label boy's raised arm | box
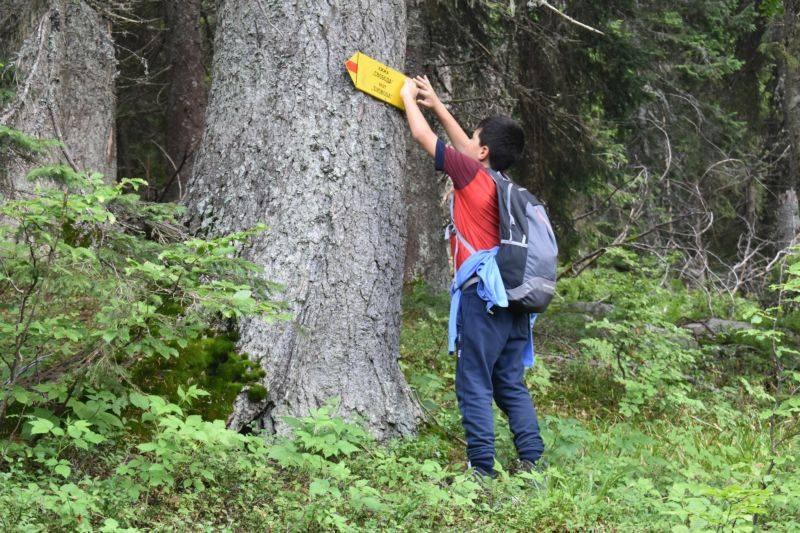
[400,78,438,157]
[413,76,470,153]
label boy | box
[400,76,545,478]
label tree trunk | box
[185,0,422,438]
[402,0,451,289]
[730,0,767,127]
[766,0,800,250]
[783,0,800,187]
[401,0,519,289]
[162,0,208,202]
[0,0,117,195]
[775,189,800,248]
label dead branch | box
[46,102,79,172]
[573,169,644,222]
[564,212,702,277]
[531,0,605,35]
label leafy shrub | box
[0,162,283,435]
[558,252,704,416]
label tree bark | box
[775,188,800,248]
[185,0,422,438]
[0,0,117,194]
[162,0,208,202]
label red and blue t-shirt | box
[434,139,500,270]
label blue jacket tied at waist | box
[448,247,537,368]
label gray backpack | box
[449,169,558,313]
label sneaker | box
[514,458,548,491]
[467,465,497,489]
[473,465,497,479]
[517,458,548,474]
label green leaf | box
[309,478,331,497]
[29,418,54,435]
[13,388,33,405]
[100,518,121,532]
[54,463,71,478]
[129,393,150,410]
[137,442,158,453]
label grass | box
[1,277,798,531]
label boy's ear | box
[478,144,490,162]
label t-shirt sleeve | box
[434,138,482,190]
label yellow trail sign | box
[345,52,407,110]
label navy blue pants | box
[455,284,544,474]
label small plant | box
[0,60,16,107]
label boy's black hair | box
[476,115,525,171]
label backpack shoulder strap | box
[488,169,543,207]
[448,192,476,256]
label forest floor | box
[389,274,800,531]
[2,263,799,531]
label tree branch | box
[532,1,605,35]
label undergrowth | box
[0,132,798,530]
[3,260,797,531]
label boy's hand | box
[400,78,419,101]
[413,75,441,110]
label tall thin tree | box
[772,0,800,248]
[162,0,208,201]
